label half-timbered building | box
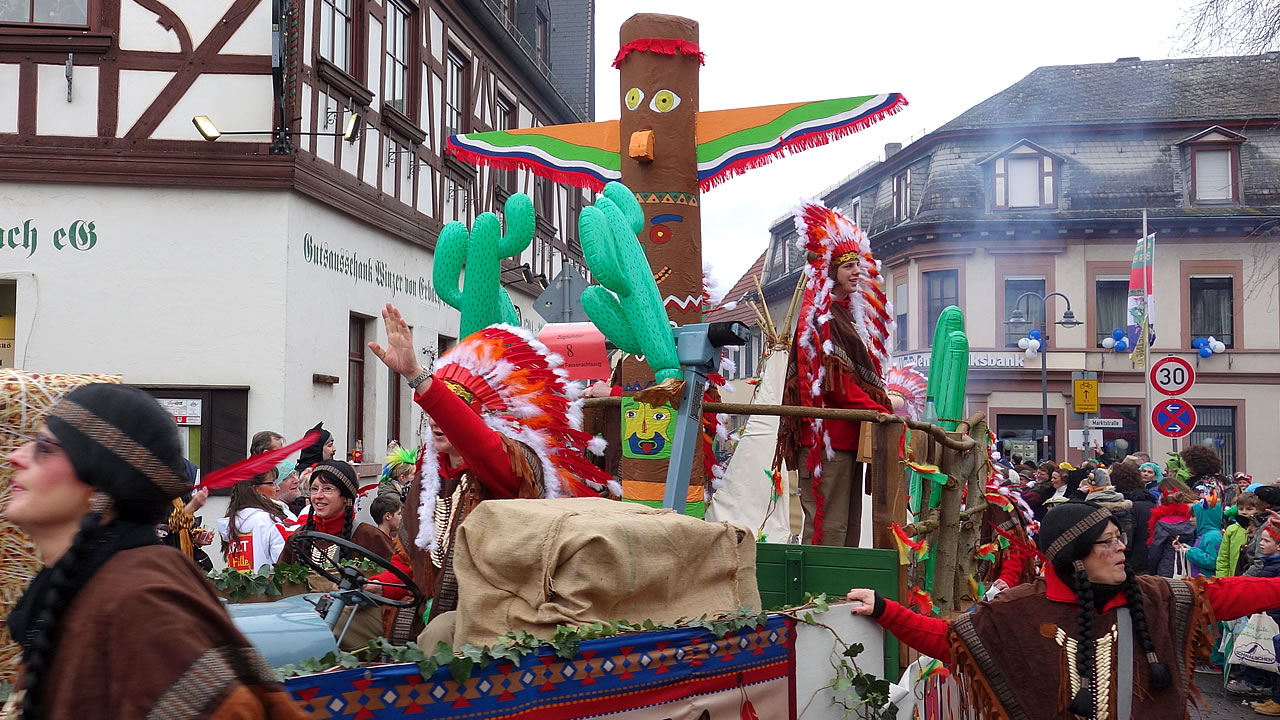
[0,0,595,470]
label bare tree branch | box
[1178,0,1280,55]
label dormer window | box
[1178,127,1245,205]
[982,140,1063,210]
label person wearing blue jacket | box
[1178,498,1223,576]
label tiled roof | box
[939,53,1280,131]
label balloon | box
[1192,337,1206,349]
[1027,339,1040,352]
[1028,328,1042,340]
[1025,347,1038,359]
[1112,328,1125,341]
[1199,346,1213,358]
[1018,338,1030,349]
[1115,338,1128,352]
[1212,341,1226,354]
[1115,438,1129,451]
[1102,337,1115,349]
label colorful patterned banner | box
[285,617,794,720]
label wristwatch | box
[407,367,432,389]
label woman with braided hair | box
[2,384,306,719]
[848,500,1280,718]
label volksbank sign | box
[893,351,1026,369]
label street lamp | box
[191,112,362,154]
[1006,291,1081,462]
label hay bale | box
[0,371,120,684]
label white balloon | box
[1115,438,1129,451]
[1025,347,1039,359]
[1101,337,1115,349]
[1028,339,1041,352]
[1212,341,1226,354]
[1018,338,1030,350]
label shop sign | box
[301,232,445,307]
[0,219,99,257]
[0,337,13,368]
[157,398,202,425]
[893,351,1026,370]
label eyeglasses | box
[1093,532,1128,551]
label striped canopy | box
[447,93,907,193]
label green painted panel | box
[756,544,900,676]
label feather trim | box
[612,38,705,68]
[196,431,321,491]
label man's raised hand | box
[368,303,422,379]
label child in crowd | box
[1221,492,1262,577]
[356,492,402,562]
[1249,524,1280,716]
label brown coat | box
[17,545,306,720]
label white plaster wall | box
[0,183,290,431]
[964,249,995,348]
[116,70,176,138]
[283,194,459,455]
[169,0,238,49]
[119,0,183,52]
[151,74,273,141]
[0,63,18,134]
[221,0,271,55]
[37,64,98,136]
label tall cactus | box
[579,182,681,382]
[434,192,535,338]
[926,306,969,431]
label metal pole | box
[1041,307,1049,463]
[1143,209,1152,458]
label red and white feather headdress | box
[414,325,612,551]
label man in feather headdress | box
[365,303,612,645]
[775,201,894,546]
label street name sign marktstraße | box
[1152,398,1197,439]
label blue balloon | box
[1111,328,1125,341]
[1028,328,1042,340]
[1199,346,1213,358]
[1115,339,1128,352]
[1192,337,1206,349]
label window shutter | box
[994,157,1007,209]
[1195,149,1233,201]
[1040,156,1055,208]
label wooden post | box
[870,422,908,552]
[931,433,965,613]
[953,422,987,607]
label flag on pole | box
[1127,233,1155,369]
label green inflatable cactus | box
[579,182,681,382]
[434,192,535,338]
[925,306,969,432]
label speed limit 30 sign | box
[1150,356,1195,396]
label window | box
[1189,406,1236,474]
[996,413,1056,464]
[386,363,403,444]
[535,9,549,65]
[445,174,471,222]
[893,169,911,222]
[1098,405,1140,461]
[0,0,88,25]
[894,282,908,352]
[384,2,412,115]
[994,153,1056,209]
[845,197,861,226]
[494,97,516,190]
[0,281,15,369]
[347,315,367,457]
[1192,148,1235,203]
[445,50,469,138]
[1094,276,1128,347]
[1004,277,1045,347]
[319,0,355,74]
[1189,276,1233,347]
[765,232,804,282]
[499,0,515,22]
[924,269,957,345]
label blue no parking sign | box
[1152,398,1197,439]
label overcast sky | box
[591,0,1202,299]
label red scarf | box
[295,510,346,535]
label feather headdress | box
[414,324,612,551]
[885,364,928,421]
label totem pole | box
[445,12,907,513]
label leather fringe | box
[948,633,1015,720]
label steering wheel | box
[289,530,420,609]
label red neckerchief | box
[1044,564,1127,613]
[296,511,345,535]
[439,454,468,481]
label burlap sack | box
[451,497,760,647]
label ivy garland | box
[274,593,898,719]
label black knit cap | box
[1038,500,1114,569]
[44,384,186,524]
[297,422,331,467]
[310,459,358,499]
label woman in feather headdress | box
[775,200,893,546]
[364,303,612,647]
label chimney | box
[884,142,902,158]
